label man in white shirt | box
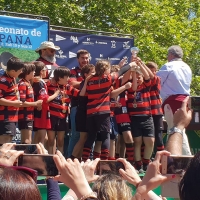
[157,45,192,155]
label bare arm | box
[110,82,132,98]
[165,96,192,155]
[47,90,60,103]
[0,98,22,107]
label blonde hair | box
[111,65,120,73]
[92,174,132,200]
[95,60,111,77]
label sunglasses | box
[0,165,38,182]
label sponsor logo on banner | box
[82,37,94,45]
[69,51,77,58]
[100,54,103,58]
[56,50,67,59]
[95,40,107,45]
[70,36,79,44]
[111,40,116,48]
[56,34,66,41]
[123,41,131,49]
[50,38,53,41]
[108,57,120,61]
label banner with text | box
[0,15,48,50]
[50,30,134,69]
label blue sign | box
[0,15,48,50]
[50,30,134,69]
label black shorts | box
[130,116,154,138]
[0,122,16,136]
[76,109,87,132]
[87,113,110,134]
[18,121,33,130]
[48,116,68,132]
[152,115,164,131]
[117,122,131,135]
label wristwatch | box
[167,126,183,135]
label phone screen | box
[96,161,125,176]
[166,156,193,174]
[189,96,200,111]
[18,154,58,176]
[14,144,37,154]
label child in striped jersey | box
[32,61,60,145]
[125,61,155,171]
[82,60,135,161]
[47,67,80,154]
[18,62,43,144]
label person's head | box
[35,41,60,64]
[136,72,144,85]
[95,60,111,77]
[77,49,90,68]
[179,151,200,200]
[81,64,95,79]
[0,166,41,200]
[146,61,158,75]
[18,62,36,80]
[54,66,70,85]
[167,45,183,62]
[6,56,24,78]
[33,61,47,78]
[92,174,132,200]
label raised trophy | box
[131,46,139,57]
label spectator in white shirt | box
[157,45,192,155]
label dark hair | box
[7,56,24,71]
[53,66,70,82]
[179,152,200,200]
[145,61,158,70]
[95,60,111,77]
[0,167,41,200]
[77,49,89,58]
[81,64,95,78]
[18,62,36,79]
[33,61,45,76]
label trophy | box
[131,47,139,58]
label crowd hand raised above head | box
[117,158,142,187]
[136,151,174,196]
[0,143,24,166]
[53,151,93,199]
[81,158,100,183]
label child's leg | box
[57,131,65,154]
[19,121,33,144]
[142,116,155,171]
[21,129,32,144]
[47,130,56,154]
[33,129,47,144]
[71,132,88,159]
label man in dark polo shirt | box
[67,49,90,157]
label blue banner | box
[0,15,48,50]
[50,30,134,69]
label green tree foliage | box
[0,0,200,94]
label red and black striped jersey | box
[0,73,18,122]
[150,76,163,115]
[47,82,80,119]
[32,79,51,129]
[114,78,131,123]
[18,79,34,121]
[69,66,84,107]
[127,79,152,116]
[86,74,117,117]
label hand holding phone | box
[18,154,58,176]
[161,154,193,198]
